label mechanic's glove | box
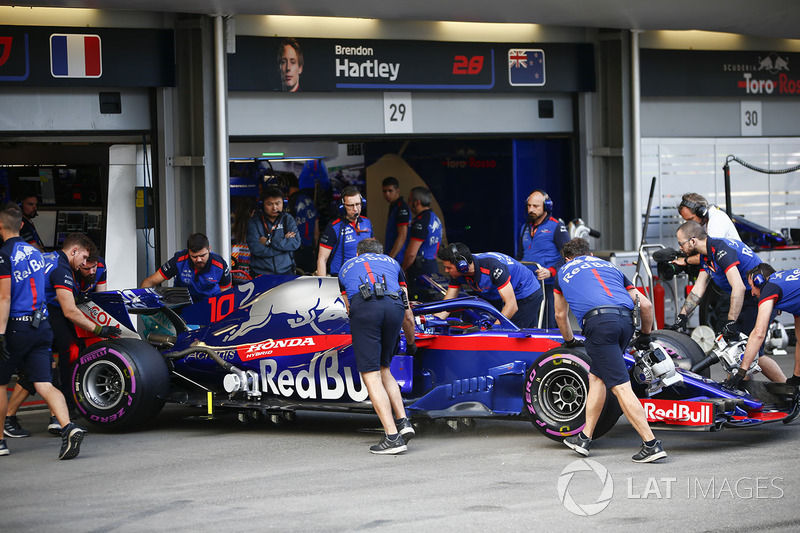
[720,320,740,342]
[665,313,688,331]
[723,367,747,390]
[562,338,584,349]
[406,341,417,356]
[633,333,653,351]
[0,334,9,363]
[94,325,122,338]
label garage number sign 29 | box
[384,92,413,133]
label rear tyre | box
[73,339,169,431]
[524,347,622,442]
[651,329,709,377]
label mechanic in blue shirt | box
[338,238,415,454]
[142,233,232,303]
[732,263,800,388]
[0,204,86,459]
[437,243,542,328]
[381,177,411,261]
[317,186,373,276]
[286,174,319,274]
[78,254,107,294]
[401,187,442,300]
[246,186,301,276]
[517,190,570,328]
[19,193,45,251]
[667,221,785,383]
[554,237,666,463]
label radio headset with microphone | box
[751,271,767,289]
[451,243,469,274]
[339,187,366,216]
[678,199,708,219]
[529,190,553,213]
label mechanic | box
[401,187,442,300]
[246,186,301,276]
[19,193,45,251]
[0,204,86,459]
[666,221,786,383]
[4,249,108,437]
[381,177,411,261]
[437,242,542,328]
[517,190,570,328]
[317,186,373,277]
[555,237,666,463]
[141,233,232,302]
[285,173,319,274]
[674,192,741,267]
[338,238,416,454]
[730,264,800,388]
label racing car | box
[69,275,800,440]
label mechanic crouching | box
[339,238,416,454]
[555,238,667,463]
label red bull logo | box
[641,399,713,426]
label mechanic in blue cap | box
[517,190,570,328]
[555,237,666,463]
[731,263,800,388]
[666,220,786,383]
[142,233,232,303]
[339,238,415,454]
[401,187,442,301]
[317,186,373,277]
[246,186,301,276]
[0,203,86,459]
[437,242,542,328]
[381,177,411,262]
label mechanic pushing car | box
[317,186,374,277]
[437,242,542,328]
[338,238,416,454]
[555,237,667,463]
[517,189,570,328]
[0,204,86,459]
[734,264,800,388]
[141,233,232,302]
[666,221,786,384]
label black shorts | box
[0,320,54,386]
[348,296,406,373]
[582,313,633,388]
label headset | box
[678,198,708,219]
[450,243,470,274]
[530,189,553,213]
[751,270,767,289]
[339,187,366,215]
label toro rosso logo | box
[641,399,713,426]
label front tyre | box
[651,329,709,377]
[524,347,622,442]
[72,339,169,430]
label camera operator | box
[667,221,786,384]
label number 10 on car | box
[384,92,413,134]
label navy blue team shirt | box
[701,237,761,292]
[385,197,411,261]
[158,250,232,302]
[518,216,570,280]
[554,255,634,327]
[0,237,49,317]
[338,252,407,300]
[319,216,374,275]
[43,250,78,308]
[758,269,800,315]
[448,252,540,302]
[407,209,442,260]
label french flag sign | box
[50,34,102,78]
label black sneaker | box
[396,418,415,443]
[0,439,8,456]
[4,416,31,438]
[786,375,800,387]
[47,416,62,436]
[632,440,667,463]
[564,433,592,457]
[369,434,407,455]
[59,423,86,460]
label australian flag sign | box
[508,49,545,87]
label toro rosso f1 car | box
[70,276,800,439]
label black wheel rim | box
[83,360,125,410]
[539,367,587,422]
